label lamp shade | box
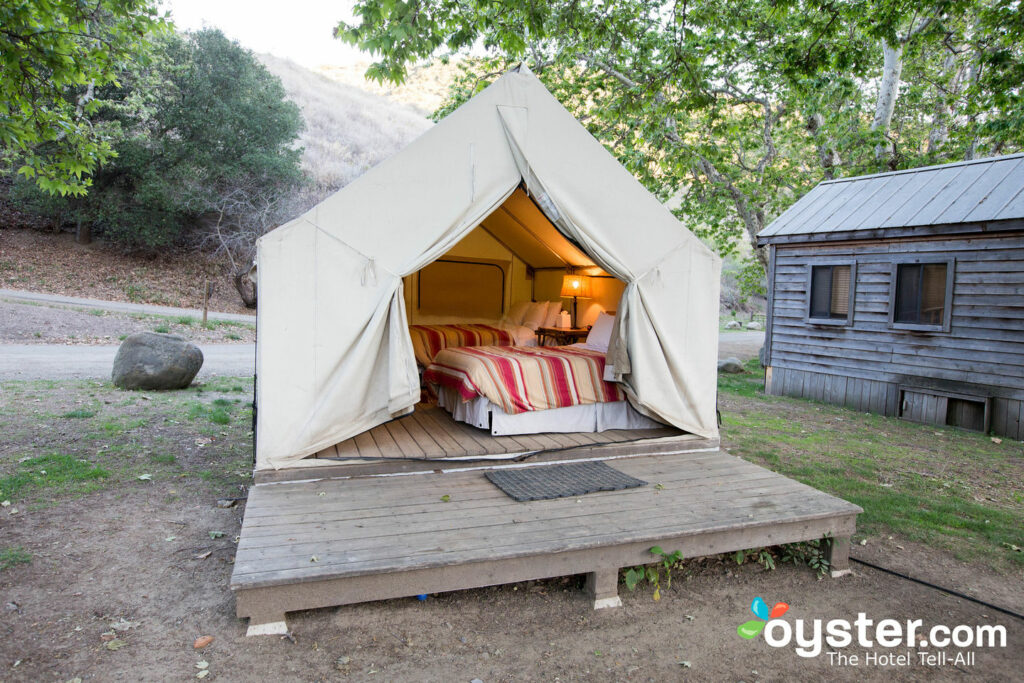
[560,274,592,298]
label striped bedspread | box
[409,324,516,366]
[423,345,624,415]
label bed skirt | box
[436,386,666,436]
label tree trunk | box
[872,39,904,159]
[75,218,92,245]
[234,271,257,308]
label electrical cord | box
[850,555,1024,622]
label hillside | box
[316,60,460,116]
[258,54,433,191]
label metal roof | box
[758,153,1024,243]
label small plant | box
[176,316,195,326]
[732,547,777,571]
[89,309,105,317]
[118,334,128,341]
[225,332,241,340]
[61,408,97,419]
[202,321,217,331]
[779,537,832,577]
[0,546,32,571]
[33,331,41,338]
[623,546,684,601]
[153,325,170,334]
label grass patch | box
[0,454,111,502]
[61,408,96,419]
[176,316,195,326]
[718,367,1024,569]
[187,400,233,426]
[225,333,241,340]
[0,546,31,571]
[153,325,170,334]
[150,453,176,465]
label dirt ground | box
[0,300,254,346]
[1,379,1022,681]
[2,483,1022,682]
[0,228,252,315]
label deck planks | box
[314,404,684,463]
[232,450,861,592]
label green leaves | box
[0,0,168,196]
[338,0,1023,272]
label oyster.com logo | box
[737,596,789,639]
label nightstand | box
[536,327,590,346]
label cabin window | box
[806,263,855,325]
[889,260,954,332]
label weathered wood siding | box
[765,231,1024,440]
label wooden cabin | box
[758,153,1024,440]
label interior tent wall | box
[255,66,720,471]
[577,278,626,326]
[404,227,539,322]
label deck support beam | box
[828,535,852,578]
[585,568,622,609]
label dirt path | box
[0,288,255,323]
[0,343,254,380]
[0,300,254,346]
[719,330,764,360]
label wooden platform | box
[232,449,862,633]
[255,404,705,482]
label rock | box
[724,320,742,330]
[112,333,202,390]
[758,344,767,368]
[193,635,214,649]
[745,321,763,330]
[717,357,745,374]
[215,498,237,509]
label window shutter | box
[830,266,850,316]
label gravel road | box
[0,343,255,381]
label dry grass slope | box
[316,60,461,115]
[258,54,433,191]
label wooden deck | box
[232,449,861,633]
[255,404,704,482]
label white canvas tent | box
[255,66,721,471]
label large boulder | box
[112,332,203,390]
[724,320,742,330]
[745,320,763,330]
[717,357,745,374]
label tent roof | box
[478,187,602,271]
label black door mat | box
[485,461,647,502]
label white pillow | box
[521,301,549,330]
[542,301,563,328]
[586,312,615,352]
[503,301,532,326]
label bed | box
[422,328,666,436]
[408,300,562,366]
[409,322,535,366]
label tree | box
[337,0,1022,272]
[10,29,305,306]
[0,0,166,196]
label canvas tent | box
[255,65,721,471]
